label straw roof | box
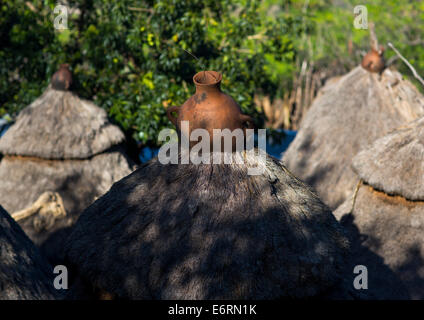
[65,151,351,299]
[334,117,424,299]
[0,79,134,262]
[335,185,424,299]
[352,116,424,201]
[0,205,59,299]
[283,66,424,209]
[0,85,125,160]
[0,148,133,262]
[0,149,132,214]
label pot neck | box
[195,82,221,95]
[193,71,222,95]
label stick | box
[369,22,378,51]
[350,179,362,213]
[180,48,208,73]
[25,1,37,12]
[12,206,38,222]
[387,42,424,87]
[128,7,153,13]
[12,192,66,222]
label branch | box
[128,7,154,13]
[12,192,66,222]
[247,30,267,40]
[25,1,37,12]
[407,38,424,46]
[369,22,378,51]
[387,42,424,88]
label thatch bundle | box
[65,151,352,299]
[0,205,59,300]
[0,84,134,261]
[335,116,424,299]
[283,66,424,209]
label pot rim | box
[193,71,222,86]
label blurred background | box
[1,0,423,157]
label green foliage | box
[275,0,424,79]
[0,0,298,146]
[2,0,423,146]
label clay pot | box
[361,46,385,73]
[166,71,254,150]
[51,64,72,91]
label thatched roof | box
[0,85,125,159]
[65,151,351,299]
[0,205,60,299]
[283,66,424,209]
[333,115,424,299]
[0,79,134,263]
[352,116,424,201]
[335,185,424,299]
[0,148,133,263]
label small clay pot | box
[51,64,72,91]
[167,71,254,150]
[361,46,385,73]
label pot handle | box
[166,106,180,127]
[240,114,254,129]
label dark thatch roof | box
[334,115,424,299]
[65,151,351,299]
[352,116,424,201]
[0,205,60,300]
[0,83,134,263]
[0,85,125,160]
[335,185,424,299]
[283,66,424,209]
[0,148,133,263]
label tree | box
[0,0,298,146]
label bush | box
[0,0,299,146]
[3,1,423,145]
[281,0,424,81]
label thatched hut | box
[283,66,424,209]
[0,205,59,300]
[0,72,134,261]
[335,116,424,299]
[64,151,353,299]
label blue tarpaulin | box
[0,119,10,138]
[266,129,297,159]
